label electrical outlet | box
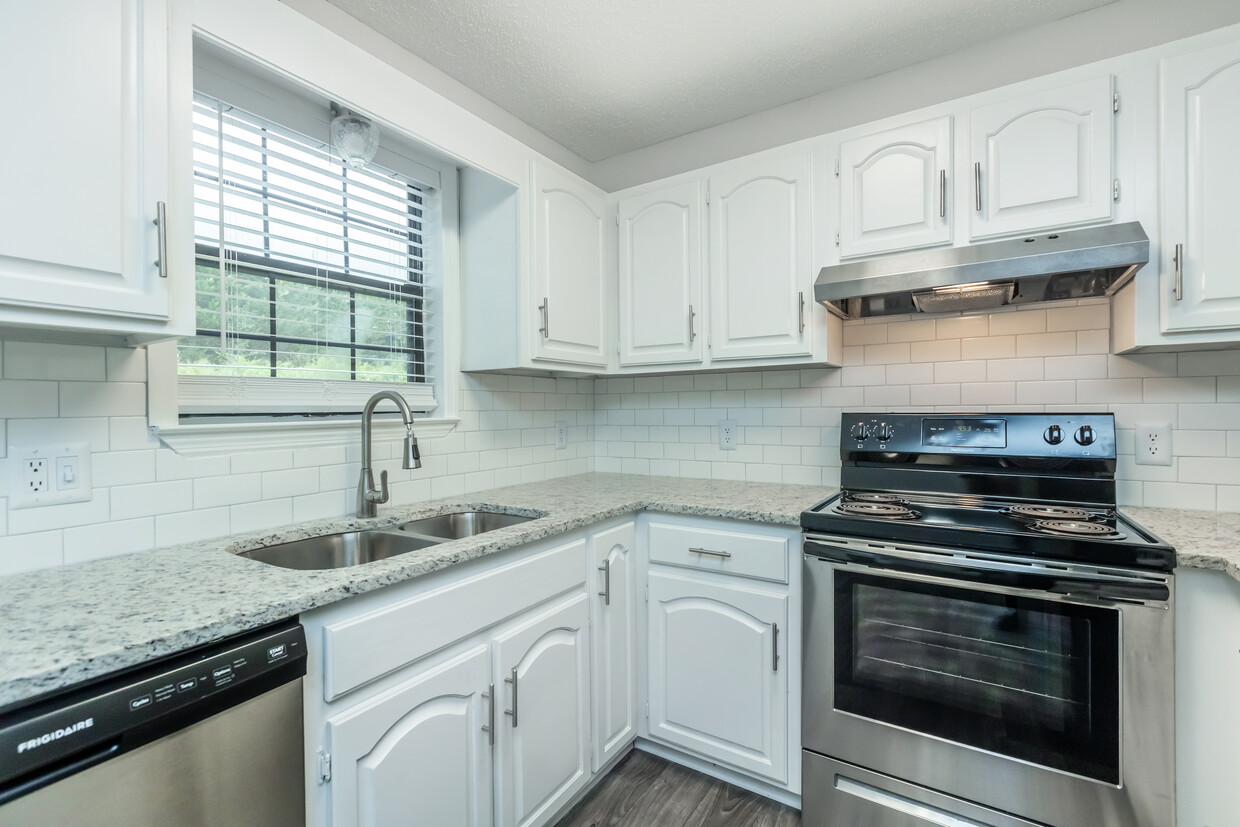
[719,419,738,451]
[555,420,568,451]
[1135,423,1173,466]
[24,458,49,493]
[8,443,93,509]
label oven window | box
[834,572,1120,784]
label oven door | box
[802,535,1175,827]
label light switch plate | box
[7,442,93,509]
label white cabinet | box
[494,593,592,827]
[617,182,704,366]
[325,645,493,827]
[589,522,638,770]
[969,75,1115,240]
[0,0,187,342]
[708,152,817,361]
[647,569,789,784]
[530,161,611,368]
[838,116,953,257]
[1160,39,1240,333]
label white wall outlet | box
[555,420,568,451]
[8,442,93,509]
[719,419,738,451]
[1135,423,1173,467]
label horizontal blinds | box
[178,93,433,404]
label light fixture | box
[330,106,379,169]
[911,282,1015,314]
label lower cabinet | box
[590,522,638,771]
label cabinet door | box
[530,162,609,367]
[326,645,493,827]
[0,0,169,321]
[1161,40,1240,332]
[647,570,788,783]
[970,76,1114,240]
[708,153,815,361]
[494,593,591,827]
[590,522,637,770]
[617,182,704,366]
[839,116,952,257]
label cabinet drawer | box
[648,521,790,583]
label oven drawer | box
[803,752,1048,827]
[648,519,790,583]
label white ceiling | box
[325,0,1117,162]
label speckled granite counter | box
[0,473,831,709]
[1127,506,1240,581]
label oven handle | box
[804,539,1171,605]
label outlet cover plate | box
[719,419,738,451]
[555,420,568,451]
[1134,423,1173,467]
[8,442,93,509]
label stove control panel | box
[841,412,1115,459]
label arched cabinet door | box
[325,645,493,827]
[969,75,1115,240]
[493,593,591,827]
[590,522,638,770]
[1161,40,1240,333]
[838,116,953,258]
[647,570,788,784]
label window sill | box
[153,416,460,456]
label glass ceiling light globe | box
[330,112,379,169]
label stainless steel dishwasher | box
[0,619,307,827]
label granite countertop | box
[1127,506,1240,581]
[0,473,831,709]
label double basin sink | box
[239,510,537,570]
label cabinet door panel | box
[531,163,608,367]
[708,154,814,360]
[327,645,492,827]
[970,76,1113,239]
[0,0,169,320]
[1162,40,1240,332]
[618,183,703,366]
[495,594,591,827]
[647,570,788,783]
[839,116,952,257]
[590,522,637,770]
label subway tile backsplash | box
[1,298,1239,574]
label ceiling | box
[326,0,1117,162]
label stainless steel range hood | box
[814,222,1149,319]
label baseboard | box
[634,737,802,810]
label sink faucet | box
[357,390,422,518]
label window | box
[177,91,438,415]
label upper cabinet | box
[530,161,611,368]
[969,75,1115,240]
[1160,39,1240,333]
[0,0,189,344]
[708,151,817,361]
[617,182,704,367]
[838,116,953,258]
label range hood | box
[814,222,1149,319]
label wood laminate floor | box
[557,750,802,827]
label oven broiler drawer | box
[803,752,1048,827]
[648,520,789,583]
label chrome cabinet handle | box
[153,201,168,279]
[481,683,495,745]
[772,622,780,672]
[689,546,731,559]
[688,304,696,343]
[538,298,549,338]
[798,291,806,335]
[973,163,982,212]
[1173,244,1184,301]
[504,667,519,728]
[598,559,611,606]
[939,169,947,218]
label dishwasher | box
[0,618,307,826]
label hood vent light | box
[912,282,1014,314]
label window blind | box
[177,93,434,413]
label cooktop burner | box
[1007,504,1097,521]
[835,500,919,520]
[1030,519,1126,539]
[846,492,908,504]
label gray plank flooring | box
[556,750,802,827]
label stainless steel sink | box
[396,510,535,540]
[239,530,442,570]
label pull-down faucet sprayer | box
[356,390,422,518]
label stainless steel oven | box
[803,535,1175,827]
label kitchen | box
[2,0,1240,824]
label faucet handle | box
[366,469,391,505]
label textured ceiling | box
[326,0,1117,162]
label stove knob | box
[850,423,871,441]
[1044,425,1064,445]
[876,423,895,442]
[1075,425,1097,446]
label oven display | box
[922,418,1006,448]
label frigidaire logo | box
[16,718,93,753]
